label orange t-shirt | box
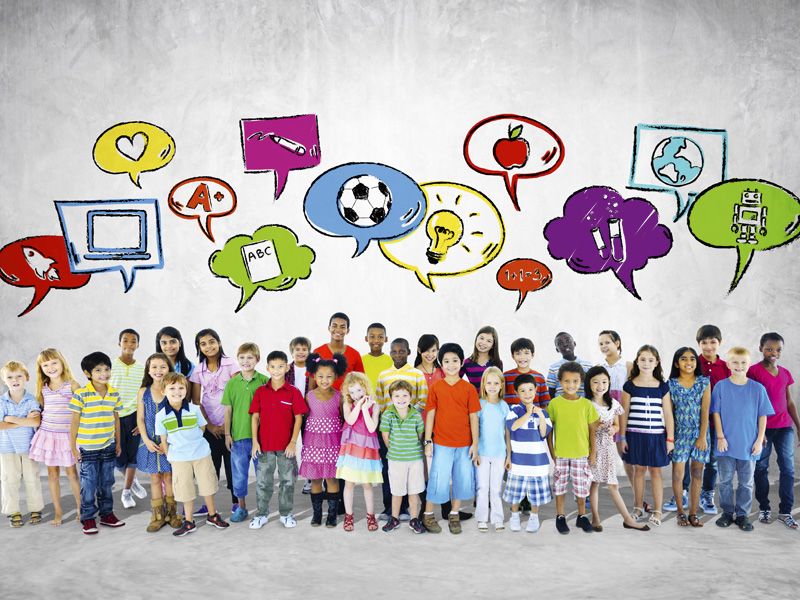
[427,378,481,448]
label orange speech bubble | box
[168,177,237,242]
[496,258,553,311]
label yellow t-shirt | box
[547,395,598,459]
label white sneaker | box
[130,477,147,499]
[280,513,297,528]
[526,514,540,533]
[121,489,135,509]
[510,513,521,532]
[249,515,269,529]
[302,481,312,494]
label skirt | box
[623,431,670,468]
[28,429,76,467]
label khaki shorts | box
[388,459,425,496]
[172,455,218,502]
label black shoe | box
[458,511,473,521]
[382,516,401,532]
[173,520,196,537]
[326,491,340,528]
[310,492,324,527]
[441,500,452,520]
[716,512,734,528]
[555,515,570,534]
[735,515,754,531]
[576,515,594,533]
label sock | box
[424,512,433,516]
[450,511,458,515]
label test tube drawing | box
[590,218,626,263]
[590,227,608,259]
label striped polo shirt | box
[155,401,210,462]
[506,404,552,478]
[623,380,670,434]
[375,364,429,412]
[109,358,145,417]
[70,382,122,450]
[379,405,424,461]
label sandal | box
[777,514,799,530]
[758,510,772,524]
[688,514,703,528]
[676,513,688,527]
[343,513,354,532]
[9,513,23,528]
[366,513,378,531]
[648,510,662,527]
[631,506,645,521]
[642,501,654,514]
[29,512,42,525]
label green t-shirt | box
[221,371,269,441]
[109,358,145,418]
[547,395,599,459]
[362,353,394,393]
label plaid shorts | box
[554,456,590,497]
[502,473,552,506]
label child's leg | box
[475,455,490,522]
[671,461,687,515]
[343,480,356,514]
[689,460,704,514]
[734,458,755,518]
[276,452,298,517]
[311,478,323,494]
[65,465,81,520]
[163,473,174,497]
[488,457,505,524]
[205,494,217,517]
[183,500,194,522]
[589,481,601,525]
[607,484,644,526]
[450,446,475,515]
[408,493,419,519]
[701,428,718,496]
[230,439,252,510]
[632,465,647,514]
[648,466,663,513]
[47,466,63,525]
[194,455,220,516]
[150,473,164,500]
[424,444,454,514]
[572,458,590,516]
[0,453,22,516]
[716,456,735,516]
[97,445,117,518]
[392,495,403,519]
[362,482,375,515]
[771,427,795,516]
[77,448,100,522]
[124,467,136,490]
[325,478,339,493]
[553,457,570,515]
[753,429,773,513]
[255,451,277,517]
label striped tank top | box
[39,382,74,433]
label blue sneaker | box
[700,491,718,515]
[663,490,688,512]
[193,504,209,517]
[230,507,248,522]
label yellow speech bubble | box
[379,182,505,290]
[93,122,176,188]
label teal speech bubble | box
[688,179,800,293]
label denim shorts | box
[426,444,475,505]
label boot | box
[146,498,166,533]
[165,496,183,529]
[326,491,340,528]
[310,492,324,527]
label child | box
[668,348,710,527]
[748,333,798,529]
[70,352,125,534]
[299,353,347,527]
[155,326,195,376]
[379,380,426,534]
[546,332,594,398]
[711,347,774,531]
[503,338,549,407]
[0,361,44,527]
[362,323,393,392]
[310,312,364,391]
[548,362,599,534]
[223,343,269,523]
[461,326,503,392]
[29,349,81,526]
[619,345,675,527]
[476,367,509,531]
[135,353,181,532]
[337,372,382,531]
[422,343,481,534]
[285,337,312,495]
[248,350,307,529]
[415,334,445,389]
[109,328,147,509]
[585,366,649,532]
[504,373,553,533]
[155,372,229,536]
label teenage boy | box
[711,347,773,532]
[310,312,365,391]
[109,328,147,509]
[546,332,593,398]
[362,323,393,392]
[504,338,550,407]
[286,336,312,494]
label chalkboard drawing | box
[167,176,237,242]
[54,199,164,292]
[304,162,426,257]
[688,179,800,294]
[93,122,176,188]
[628,124,727,221]
[209,224,315,312]
[240,114,321,200]
[0,235,91,317]
[380,182,505,291]
[496,258,553,311]
[464,114,565,211]
[544,186,672,300]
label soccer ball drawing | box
[337,175,392,227]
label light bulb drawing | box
[425,210,464,264]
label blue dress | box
[622,380,670,467]
[136,387,172,474]
[668,376,710,463]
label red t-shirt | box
[313,344,365,390]
[427,378,481,448]
[248,381,308,451]
[699,354,730,429]
[747,362,795,429]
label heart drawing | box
[116,132,148,161]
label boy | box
[504,374,553,533]
[248,350,308,530]
[504,338,550,407]
[70,352,126,534]
[547,362,598,534]
[379,380,426,534]
[109,328,147,509]
[156,372,229,536]
[222,343,269,522]
[546,332,593,399]
[747,333,798,529]
[711,347,774,531]
[0,362,44,527]
[422,343,481,534]
[285,336,312,494]
[310,312,365,391]
[362,323,393,392]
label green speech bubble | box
[688,179,800,293]
[209,224,315,312]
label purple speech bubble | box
[543,186,673,299]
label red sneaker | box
[99,513,126,528]
[83,518,98,535]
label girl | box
[28,349,81,526]
[668,347,710,527]
[415,334,445,390]
[620,345,675,527]
[461,326,503,392]
[475,367,509,531]
[188,328,240,513]
[337,372,383,531]
[585,366,649,532]
[136,353,182,532]
[155,326,195,376]
[300,352,347,528]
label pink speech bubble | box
[496,258,553,311]
[464,114,565,211]
[167,177,237,242]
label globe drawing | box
[651,136,704,187]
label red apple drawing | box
[493,124,530,169]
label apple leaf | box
[509,124,523,140]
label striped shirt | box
[379,405,424,461]
[0,391,41,454]
[506,404,552,478]
[109,358,145,417]
[375,364,429,412]
[70,382,122,450]
[623,380,670,434]
[546,357,594,396]
[503,368,550,407]
[39,382,75,434]
[461,358,503,392]
[155,401,210,462]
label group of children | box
[1,317,796,539]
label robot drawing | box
[731,189,767,245]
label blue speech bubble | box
[303,162,427,257]
[54,198,164,291]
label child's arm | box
[619,391,631,454]
[224,405,234,452]
[468,411,480,465]
[786,386,800,447]
[534,408,548,437]
[343,398,360,425]
[662,391,675,455]
[159,433,169,456]
[361,399,379,433]
[752,414,768,456]
[285,414,302,458]
[696,385,711,452]
[137,389,160,454]
[382,430,390,448]
[511,403,534,431]
[114,411,122,456]
[424,408,435,458]
[3,410,41,427]
[504,428,512,470]
[714,413,728,453]
[588,420,598,466]
[251,413,260,459]
[70,411,82,463]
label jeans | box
[255,451,298,517]
[204,428,236,503]
[79,445,117,521]
[754,427,795,514]
[717,456,755,517]
[701,428,718,494]
[379,433,408,514]
[230,439,257,499]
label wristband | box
[666,438,675,443]
[619,436,626,441]
[288,441,296,444]
[225,433,231,437]
[717,435,725,439]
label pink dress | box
[29,382,76,467]
[299,390,343,480]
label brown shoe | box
[448,513,462,534]
[146,498,166,533]
[422,513,441,533]
[165,496,183,529]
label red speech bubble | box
[496,258,553,311]
[0,235,91,316]
[464,114,565,211]
[168,176,237,242]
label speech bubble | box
[167,177,237,242]
[93,122,176,188]
[496,258,553,311]
[380,182,505,291]
[209,224,315,312]
[628,124,728,221]
[241,114,321,200]
[544,186,673,299]
[0,235,91,316]
[688,179,800,293]
[54,199,164,292]
[463,114,565,211]
[304,162,427,257]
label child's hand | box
[504,456,511,471]
[589,453,596,467]
[695,436,708,453]
[531,406,543,419]
[751,438,764,456]
[115,442,122,457]
[610,425,619,435]
[666,440,674,455]
[424,443,433,459]
[208,423,223,439]
[131,425,140,436]
[225,434,233,452]
[468,444,478,464]
[285,441,297,459]
[717,436,728,453]
[252,441,261,460]
[144,439,160,453]
[362,396,374,411]
[472,453,481,467]
[619,440,628,455]
[72,447,82,464]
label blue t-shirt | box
[710,379,774,461]
[0,391,41,454]
[155,401,210,462]
[478,398,510,457]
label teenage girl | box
[620,345,675,527]
[155,326,195,377]
[337,372,383,531]
[28,349,81,526]
[415,334,445,389]
[475,367,509,531]
[668,347,710,527]
[461,326,503,392]
[301,353,347,528]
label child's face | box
[555,334,576,358]
[513,348,533,370]
[291,345,309,365]
[237,352,258,372]
[159,335,181,359]
[559,371,582,396]
[149,358,170,384]
[760,339,783,366]
[390,342,409,368]
[267,359,288,380]
[475,332,494,354]
[636,351,658,375]
[85,364,111,387]
[315,366,335,389]
[698,337,720,359]
[441,352,462,376]
[391,389,412,411]
[598,334,619,357]
[517,382,537,405]
[329,318,349,343]
[40,358,64,381]
[164,381,187,403]
[366,328,386,353]
[420,345,438,366]
[728,354,751,376]
[2,369,28,391]
[119,333,139,356]
[198,334,220,359]
[676,350,697,376]
[348,382,366,402]
[483,373,503,399]
[589,374,609,398]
